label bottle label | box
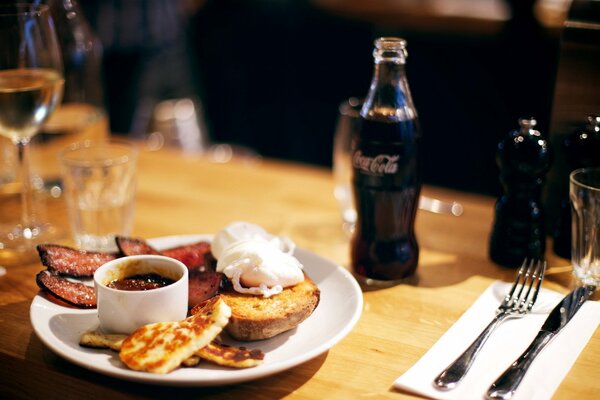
[352,150,400,176]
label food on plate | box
[80,327,264,368]
[37,244,117,277]
[35,222,320,373]
[35,270,96,308]
[188,268,222,306]
[207,274,320,341]
[216,239,304,297]
[211,221,295,260]
[116,236,160,256]
[207,222,320,341]
[116,236,215,270]
[34,238,220,308]
[80,330,126,351]
[212,222,304,299]
[187,341,264,368]
[107,273,175,291]
[119,296,231,374]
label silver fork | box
[433,259,546,390]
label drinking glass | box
[0,4,64,264]
[570,167,600,285]
[333,98,361,234]
[59,140,137,252]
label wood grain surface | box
[0,144,597,399]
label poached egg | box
[213,222,303,297]
[211,221,295,259]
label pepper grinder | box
[490,117,553,267]
[553,115,600,258]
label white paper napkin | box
[394,282,600,400]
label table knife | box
[486,285,596,400]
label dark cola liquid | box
[351,117,421,282]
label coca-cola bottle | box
[350,37,421,287]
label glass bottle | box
[350,37,422,287]
[489,118,552,267]
[29,0,109,190]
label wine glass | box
[0,4,64,267]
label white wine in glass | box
[0,69,64,141]
[0,4,64,267]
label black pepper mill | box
[490,118,553,267]
[553,115,600,258]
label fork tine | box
[527,260,546,310]
[510,259,534,308]
[504,259,528,307]
[518,259,538,308]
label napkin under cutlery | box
[394,281,600,400]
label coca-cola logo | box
[352,151,399,176]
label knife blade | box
[486,285,596,400]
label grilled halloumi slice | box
[182,341,264,368]
[119,296,231,374]
[81,330,264,369]
[80,331,126,351]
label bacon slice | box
[117,236,215,270]
[161,242,214,270]
[36,270,96,308]
[36,237,221,309]
[188,269,222,307]
[37,244,117,277]
[115,236,160,256]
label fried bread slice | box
[210,273,320,341]
[119,296,231,373]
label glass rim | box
[338,97,362,117]
[59,139,137,168]
[0,3,49,17]
[570,167,600,192]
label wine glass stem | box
[16,140,34,232]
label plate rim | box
[29,234,363,386]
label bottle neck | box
[361,60,416,122]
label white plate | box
[30,234,363,386]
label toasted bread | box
[218,273,320,341]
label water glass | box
[570,167,600,285]
[59,140,137,251]
[333,98,362,229]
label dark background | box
[80,0,563,196]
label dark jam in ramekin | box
[107,273,175,291]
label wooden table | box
[1,145,598,399]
